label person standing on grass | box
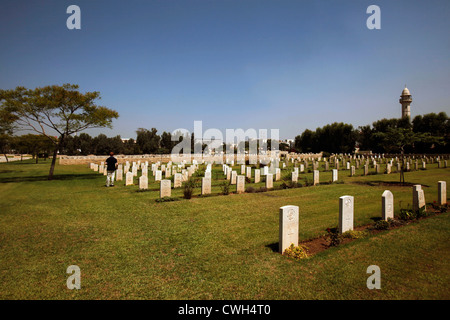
[105,152,118,187]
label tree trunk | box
[3,153,8,163]
[48,146,58,180]
[48,136,63,180]
[400,149,405,185]
[35,152,39,164]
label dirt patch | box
[350,180,430,188]
[299,204,446,256]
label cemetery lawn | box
[0,160,449,300]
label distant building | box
[399,86,412,119]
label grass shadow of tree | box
[265,242,279,253]
[0,173,100,183]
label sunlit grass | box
[0,159,449,299]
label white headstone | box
[279,205,299,253]
[139,175,148,190]
[231,171,237,185]
[412,185,426,212]
[313,170,319,186]
[174,173,182,188]
[155,170,162,181]
[266,173,273,189]
[332,169,338,182]
[339,195,354,234]
[254,169,261,183]
[382,190,394,220]
[438,181,447,205]
[160,180,171,198]
[125,172,134,186]
[236,175,245,194]
[116,166,123,181]
[202,177,211,195]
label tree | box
[412,112,449,153]
[136,128,160,154]
[374,127,437,184]
[0,84,119,180]
[160,131,173,154]
[0,103,17,162]
[12,134,56,163]
[295,129,316,153]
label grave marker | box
[279,205,299,253]
[339,195,354,234]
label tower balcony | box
[399,96,412,103]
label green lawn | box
[0,159,449,299]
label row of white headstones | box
[90,160,447,198]
[279,181,447,254]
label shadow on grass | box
[0,173,100,183]
[351,180,429,188]
[265,242,279,253]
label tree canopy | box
[0,84,119,179]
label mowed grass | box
[0,159,449,299]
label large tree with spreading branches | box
[0,84,119,179]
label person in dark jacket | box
[105,152,118,187]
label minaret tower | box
[399,86,412,119]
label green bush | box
[372,219,390,230]
[155,196,179,203]
[283,243,308,260]
[398,206,428,221]
[326,227,341,247]
[245,186,256,193]
[220,181,231,195]
[183,177,198,199]
[257,186,268,193]
[342,229,368,239]
[398,208,416,221]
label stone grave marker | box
[313,170,319,186]
[279,205,299,253]
[125,172,134,186]
[339,195,354,234]
[139,175,148,190]
[160,180,171,198]
[202,177,211,195]
[266,173,273,189]
[381,190,394,220]
[236,175,245,193]
[438,181,446,205]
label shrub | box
[372,220,390,230]
[342,230,368,239]
[326,227,341,247]
[155,196,179,203]
[416,206,429,219]
[398,206,428,220]
[283,243,308,260]
[245,186,256,193]
[220,181,231,195]
[398,208,416,221]
[183,177,198,199]
[303,177,312,187]
[257,186,268,193]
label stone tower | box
[399,86,412,119]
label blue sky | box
[1,0,449,139]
